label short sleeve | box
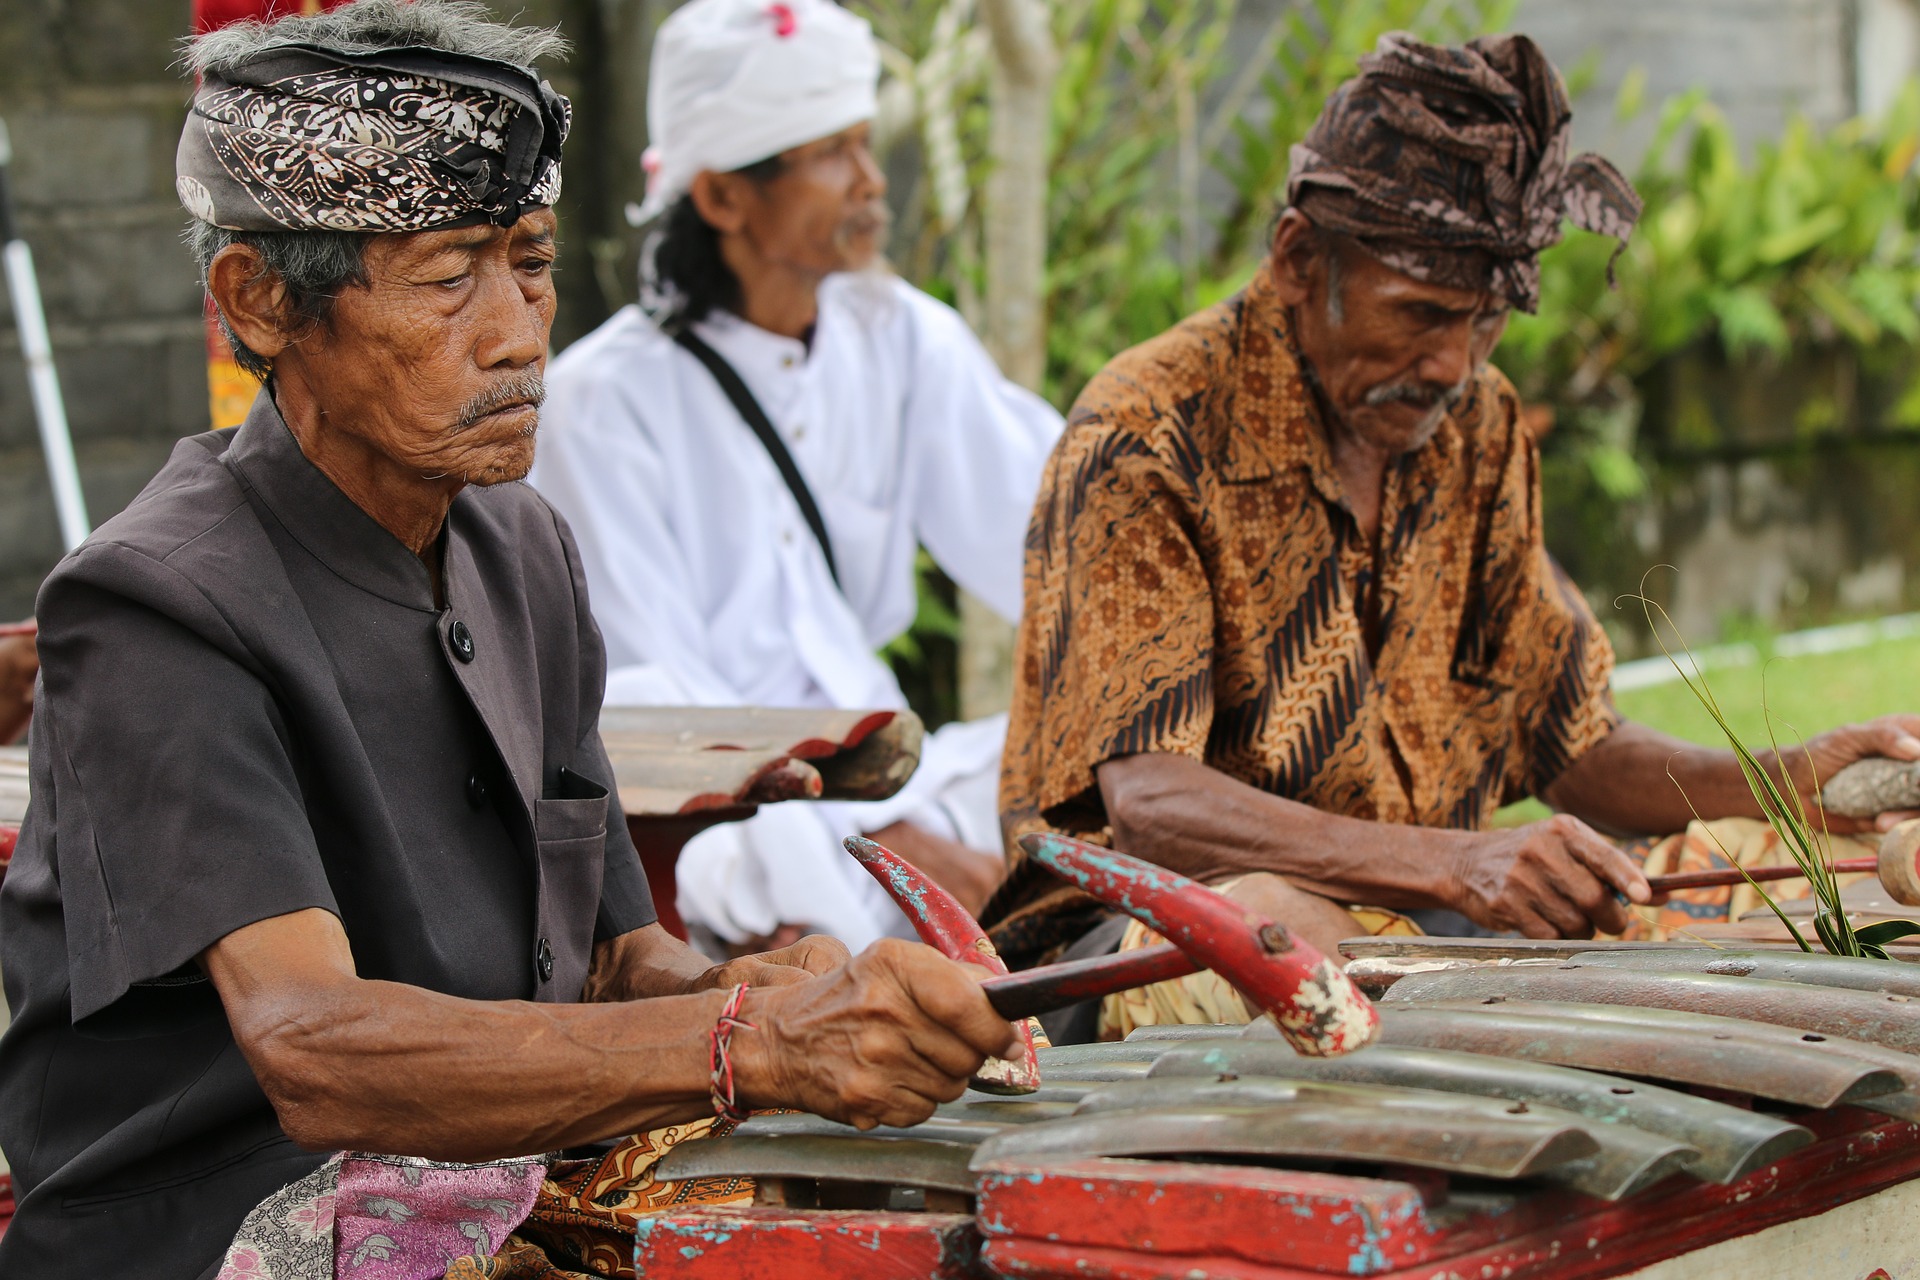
[1004,413,1216,834]
[32,553,338,1025]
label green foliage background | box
[859,1,1920,717]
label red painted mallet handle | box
[978,943,1198,1019]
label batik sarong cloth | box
[217,1118,752,1280]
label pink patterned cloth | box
[217,1152,545,1280]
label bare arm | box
[0,628,35,745]
[201,909,1019,1161]
[1098,752,1650,939]
[1545,716,1920,838]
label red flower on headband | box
[768,3,797,37]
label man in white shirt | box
[534,0,1062,955]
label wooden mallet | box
[1646,818,1920,906]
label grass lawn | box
[1493,630,1920,826]
[1613,633,1920,747]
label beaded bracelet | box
[708,982,756,1123]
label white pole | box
[0,119,89,552]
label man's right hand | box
[1448,814,1653,939]
[734,937,1019,1130]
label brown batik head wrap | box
[1285,32,1641,313]
[177,44,570,233]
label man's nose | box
[476,272,548,370]
[853,139,887,200]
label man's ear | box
[1269,209,1321,308]
[688,170,749,236]
[207,244,295,366]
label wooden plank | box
[598,706,908,761]
[632,1206,985,1280]
[601,707,922,816]
[0,709,924,824]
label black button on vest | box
[449,619,475,663]
[535,937,554,983]
[465,772,490,810]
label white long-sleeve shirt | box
[533,270,1063,947]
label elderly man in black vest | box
[0,4,1014,1276]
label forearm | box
[236,973,728,1160]
[1544,721,1768,837]
[208,912,742,1160]
[1098,753,1467,910]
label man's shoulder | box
[1062,295,1247,462]
[58,431,254,575]
[33,429,278,640]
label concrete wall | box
[1517,0,1857,161]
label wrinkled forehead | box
[363,208,558,271]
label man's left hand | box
[697,933,851,991]
[585,922,848,1002]
[1789,713,1920,834]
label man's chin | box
[1351,402,1448,454]
[458,438,538,487]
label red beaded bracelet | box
[709,982,756,1123]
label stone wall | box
[0,1,204,619]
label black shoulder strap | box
[673,327,841,589]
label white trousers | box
[674,714,1008,953]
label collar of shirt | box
[224,393,448,613]
[691,307,815,419]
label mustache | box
[1363,378,1467,411]
[455,374,547,432]
[837,199,893,245]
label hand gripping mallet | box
[845,835,1044,1095]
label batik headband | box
[1286,32,1641,314]
[177,43,570,233]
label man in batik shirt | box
[987,33,1920,1040]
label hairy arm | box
[1099,752,1650,939]
[1545,715,1920,838]
[202,909,1018,1161]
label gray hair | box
[185,223,371,380]
[182,0,566,380]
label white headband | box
[635,0,879,224]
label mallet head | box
[1878,819,1920,908]
[1018,833,1379,1057]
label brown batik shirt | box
[985,262,1621,964]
